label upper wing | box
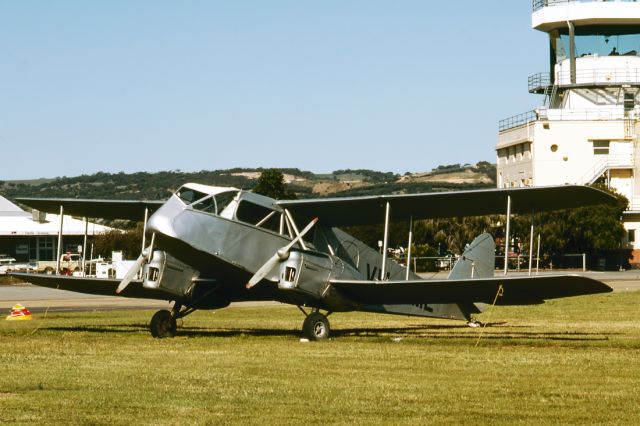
[331,274,612,305]
[9,273,174,301]
[278,185,617,226]
[14,198,165,221]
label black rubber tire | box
[302,312,330,340]
[150,309,177,338]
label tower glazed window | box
[553,25,640,62]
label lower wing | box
[10,273,174,301]
[331,274,612,306]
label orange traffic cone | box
[5,304,33,321]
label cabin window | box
[176,187,207,205]
[192,196,216,213]
[216,191,237,214]
[236,201,280,232]
[191,191,239,215]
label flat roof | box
[0,196,114,236]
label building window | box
[38,237,55,261]
[593,140,610,155]
[629,229,636,243]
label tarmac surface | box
[1,270,639,313]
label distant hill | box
[0,162,496,202]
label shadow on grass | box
[43,322,614,342]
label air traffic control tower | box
[497,0,640,261]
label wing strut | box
[56,205,64,274]
[284,209,308,251]
[380,201,391,281]
[405,215,414,281]
[82,217,88,276]
[528,210,535,276]
[503,195,511,276]
[141,207,149,256]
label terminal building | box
[0,195,112,263]
[497,0,640,261]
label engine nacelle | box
[277,250,360,311]
[278,251,333,297]
[142,250,198,298]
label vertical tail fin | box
[448,233,495,280]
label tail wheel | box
[302,312,330,340]
[150,309,177,338]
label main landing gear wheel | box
[150,309,177,338]
[302,312,330,341]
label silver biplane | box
[11,184,615,339]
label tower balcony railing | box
[533,0,639,13]
[498,111,538,132]
[556,68,640,87]
[540,106,633,121]
[528,72,552,94]
[500,106,637,132]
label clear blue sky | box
[0,1,547,180]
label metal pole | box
[503,195,511,276]
[568,20,576,84]
[381,202,391,281]
[56,205,64,275]
[405,215,414,281]
[583,253,586,272]
[528,212,535,276]
[82,217,88,276]
[141,207,149,252]
[89,243,94,276]
[536,234,541,274]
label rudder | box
[448,233,495,280]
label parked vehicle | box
[35,253,82,274]
[0,255,17,275]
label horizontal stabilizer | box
[331,275,612,306]
[9,273,174,301]
[14,198,165,221]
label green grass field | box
[1,292,640,425]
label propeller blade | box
[246,253,280,289]
[115,253,146,294]
[246,217,318,289]
[116,233,155,295]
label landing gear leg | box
[301,308,331,340]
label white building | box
[0,195,113,263]
[497,0,640,261]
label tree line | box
[4,167,626,269]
